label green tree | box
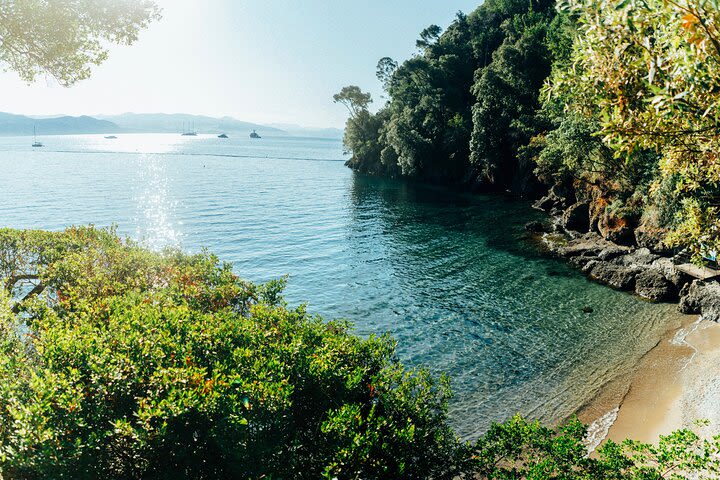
[469,4,557,192]
[337,0,563,189]
[376,57,398,92]
[0,0,160,86]
[416,24,443,51]
[547,0,720,257]
[334,86,394,176]
[333,85,373,118]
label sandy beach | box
[580,313,720,448]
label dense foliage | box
[3,228,720,478]
[0,227,470,478]
[340,0,558,189]
[546,0,720,258]
[337,0,720,260]
[0,0,160,86]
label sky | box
[0,0,481,128]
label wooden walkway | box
[676,263,720,280]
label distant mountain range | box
[0,112,118,135]
[0,111,342,138]
[265,123,344,139]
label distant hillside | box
[0,111,339,137]
[96,113,286,136]
[266,123,343,139]
[0,112,120,136]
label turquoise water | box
[0,134,677,438]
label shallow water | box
[0,133,679,438]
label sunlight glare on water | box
[131,154,182,250]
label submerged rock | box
[679,280,720,322]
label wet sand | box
[579,314,720,447]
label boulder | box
[635,268,676,301]
[651,258,693,292]
[588,262,640,290]
[635,223,671,254]
[614,248,660,268]
[581,259,599,274]
[679,280,720,322]
[569,253,597,269]
[533,195,556,212]
[556,233,629,258]
[533,184,572,212]
[562,202,590,233]
[598,246,633,262]
[598,211,636,245]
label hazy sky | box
[0,0,481,128]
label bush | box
[0,227,470,479]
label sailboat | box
[181,120,198,136]
[32,126,43,147]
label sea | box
[0,133,679,438]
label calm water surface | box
[0,134,677,438]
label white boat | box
[32,126,43,147]
[181,121,197,136]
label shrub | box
[0,227,470,479]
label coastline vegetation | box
[2,227,720,478]
[2,0,720,477]
[337,0,720,261]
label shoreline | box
[527,217,720,447]
[579,313,720,448]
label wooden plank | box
[676,263,720,280]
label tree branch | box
[4,273,40,292]
[11,282,45,314]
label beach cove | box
[0,133,692,439]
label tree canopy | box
[336,0,557,187]
[0,227,470,478]
[547,0,720,258]
[336,0,720,261]
[0,0,160,86]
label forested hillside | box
[337,0,720,260]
